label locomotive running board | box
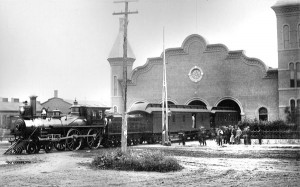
[38,134,97,141]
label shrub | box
[91,148,183,172]
[238,119,296,131]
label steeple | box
[107,17,136,116]
[108,18,136,59]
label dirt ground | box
[0,140,299,187]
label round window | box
[188,66,203,82]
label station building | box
[108,1,300,126]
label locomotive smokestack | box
[54,90,58,98]
[30,95,37,117]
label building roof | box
[0,101,43,112]
[273,0,300,7]
[42,97,72,114]
[128,103,210,114]
[108,18,135,59]
[65,99,109,108]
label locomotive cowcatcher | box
[5,96,110,154]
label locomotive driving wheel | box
[26,141,37,154]
[54,140,66,151]
[66,129,82,151]
[44,141,53,153]
[86,128,102,149]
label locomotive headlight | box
[19,106,25,115]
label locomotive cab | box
[70,103,109,127]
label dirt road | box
[0,141,299,187]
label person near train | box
[197,129,203,146]
[235,127,242,144]
[178,130,185,146]
[216,128,223,146]
[201,130,207,146]
[258,127,263,145]
[198,128,207,146]
[229,126,236,144]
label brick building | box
[108,1,300,125]
[41,90,72,115]
[0,97,43,129]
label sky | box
[0,0,279,106]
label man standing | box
[235,127,242,144]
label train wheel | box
[66,129,82,151]
[44,142,53,153]
[35,143,41,154]
[26,141,37,154]
[54,140,66,151]
[133,139,138,145]
[116,139,121,147]
[86,129,102,149]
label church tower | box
[107,18,136,115]
[272,0,300,122]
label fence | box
[250,130,300,139]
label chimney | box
[30,95,38,117]
[54,90,58,98]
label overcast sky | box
[0,0,279,106]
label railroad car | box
[102,103,211,147]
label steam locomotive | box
[6,96,109,154]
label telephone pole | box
[113,0,138,153]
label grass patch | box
[91,148,183,172]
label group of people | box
[215,125,244,146]
[178,125,262,146]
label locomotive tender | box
[5,96,239,154]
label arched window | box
[290,99,296,113]
[258,107,268,121]
[289,63,295,87]
[296,62,300,87]
[113,106,118,114]
[113,76,118,96]
[283,25,290,49]
[297,99,300,109]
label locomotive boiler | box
[5,96,110,154]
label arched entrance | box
[212,99,242,128]
[217,99,241,115]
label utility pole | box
[113,0,138,153]
[162,27,169,145]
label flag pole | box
[162,27,165,145]
[162,27,169,145]
[164,27,169,144]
